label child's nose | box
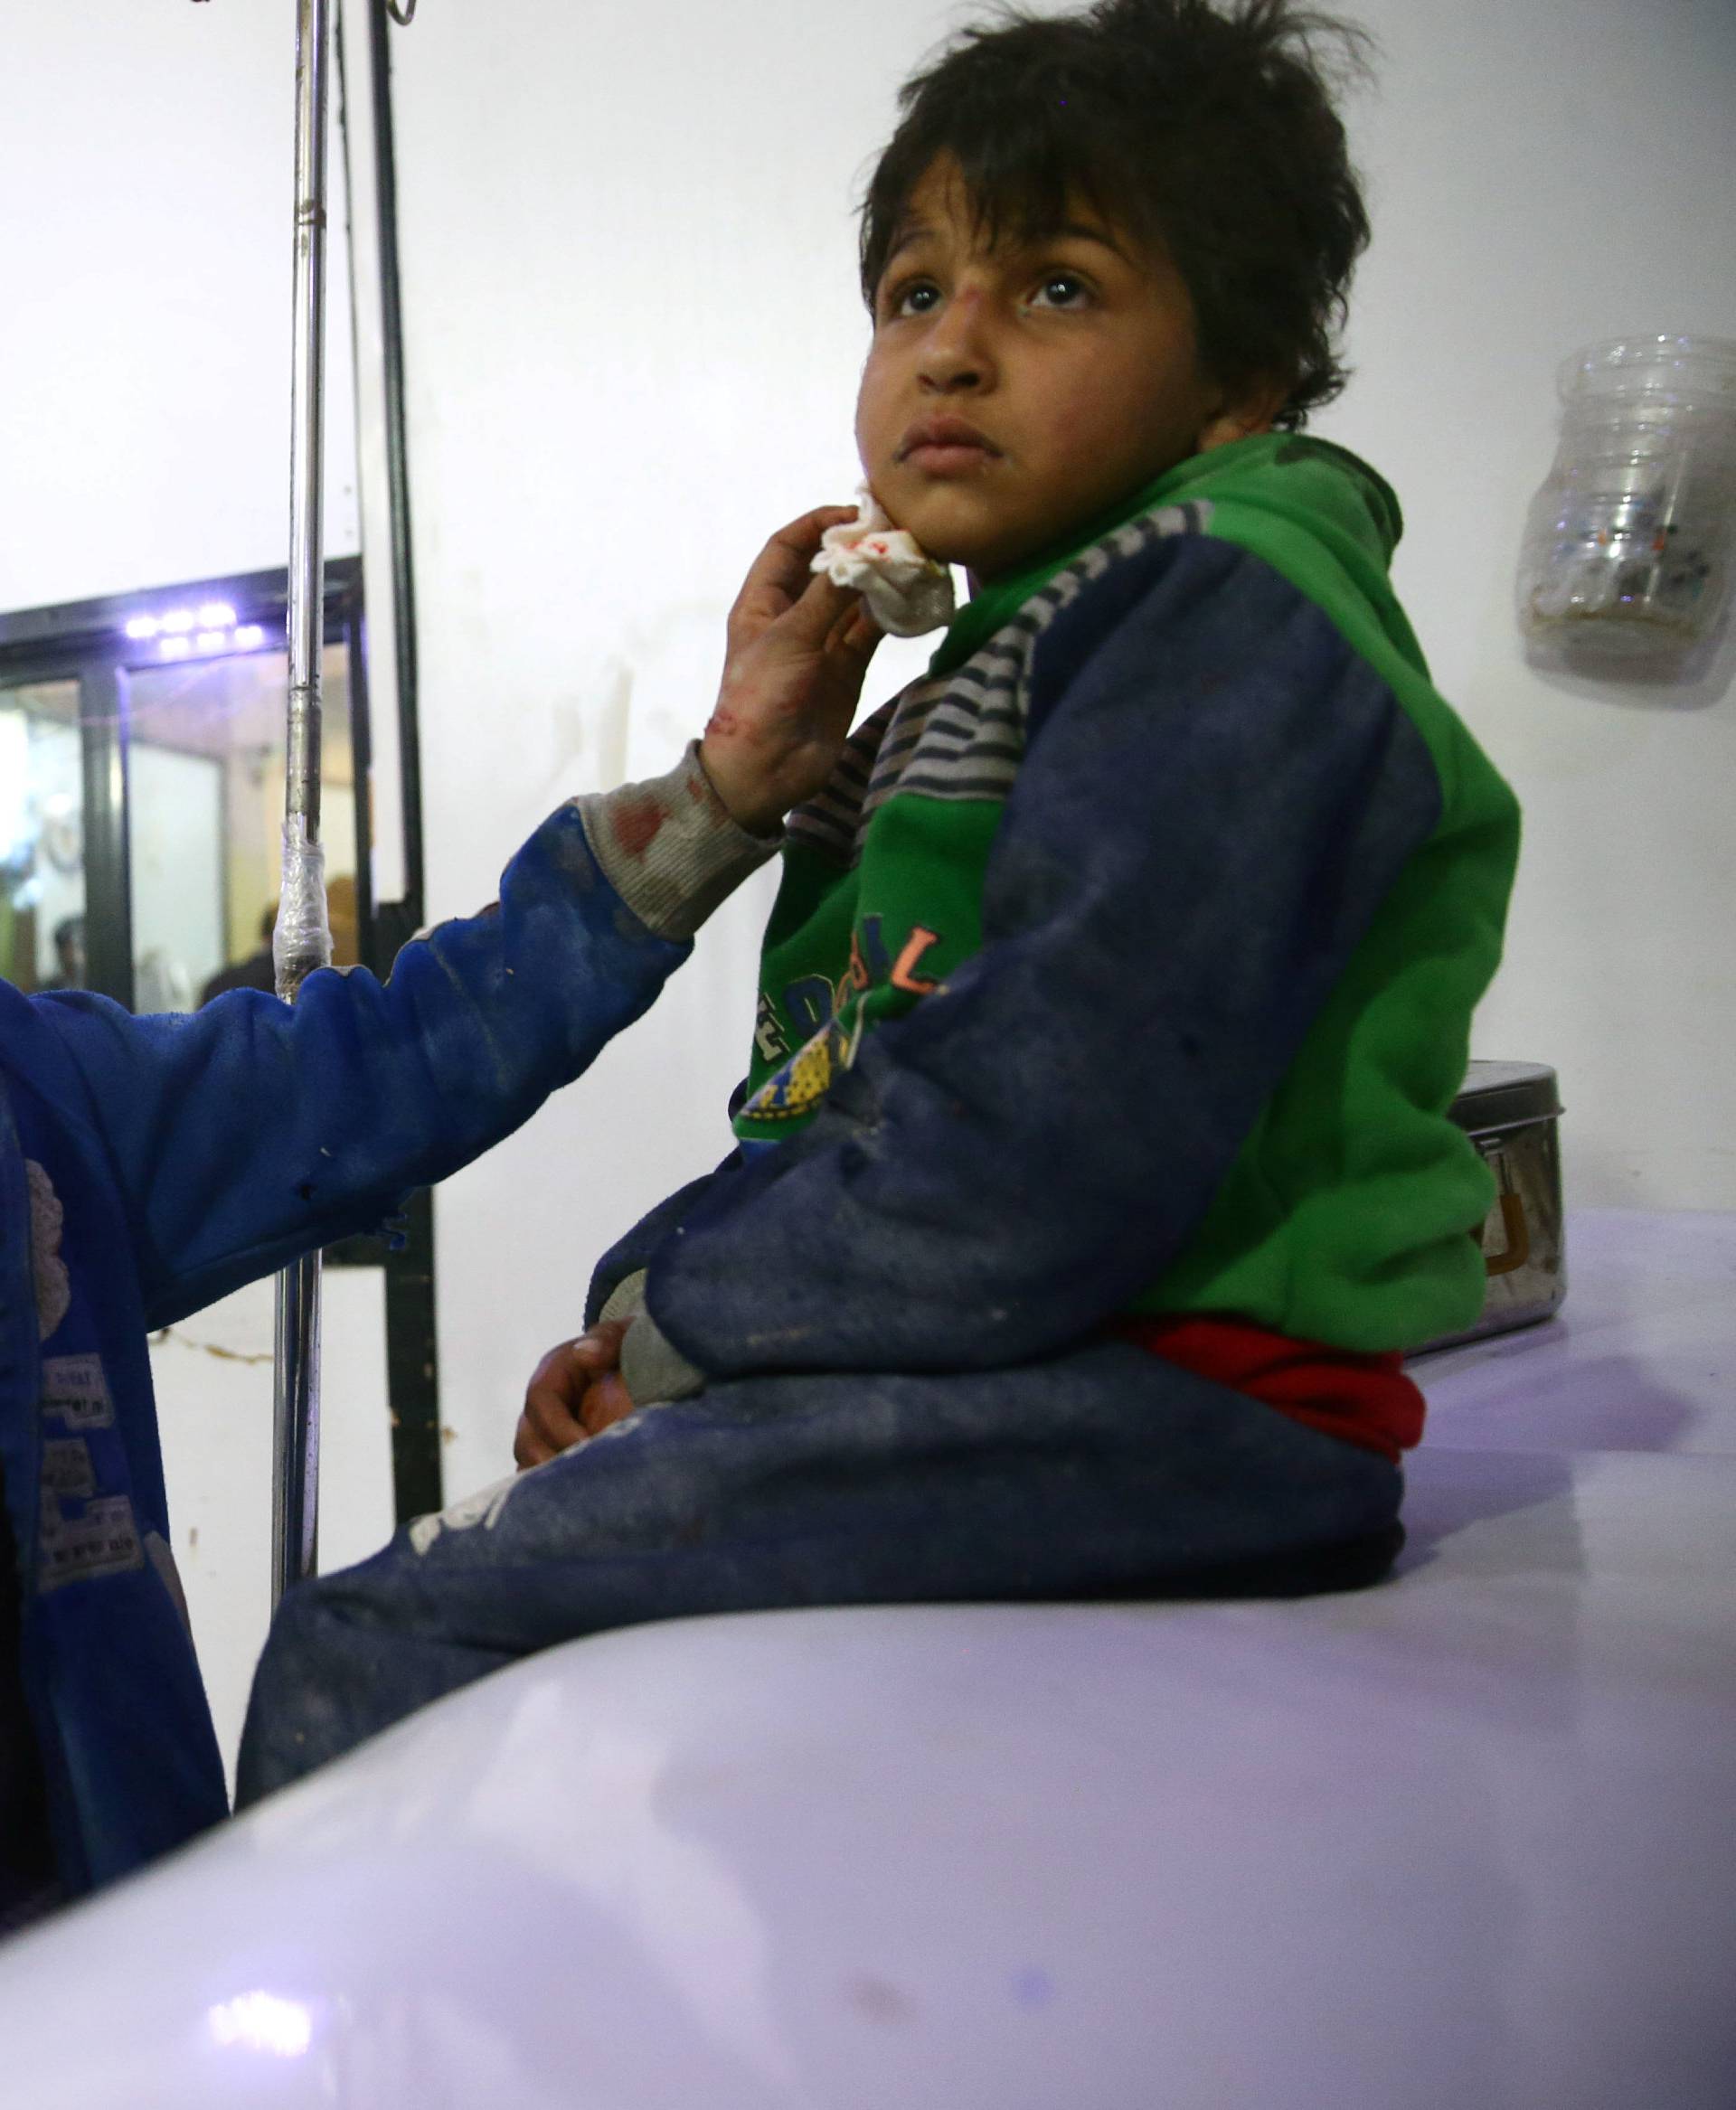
[918,288,997,391]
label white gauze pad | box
[813,486,957,638]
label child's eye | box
[1029,271,1092,311]
[889,278,941,319]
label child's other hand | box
[514,1319,629,1469]
[699,505,884,835]
[576,1368,637,1441]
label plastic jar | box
[1516,334,1736,673]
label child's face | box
[856,156,1278,581]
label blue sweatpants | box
[234,1340,1402,1806]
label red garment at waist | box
[1111,1314,1425,1464]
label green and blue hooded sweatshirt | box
[600,434,1521,1384]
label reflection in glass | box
[0,682,86,994]
[125,644,357,1012]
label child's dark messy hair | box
[860,0,1374,429]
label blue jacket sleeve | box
[34,802,691,1329]
[582,1156,747,1330]
[644,536,1445,1378]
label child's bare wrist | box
[696,730,785,839]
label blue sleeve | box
[37,804,690,1329]
[644,536,1444,1377]
[581,1155,744,1328]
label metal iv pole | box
[271,0,420,1609]
[271,0,336,1609]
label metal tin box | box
[1419,1060,1565,1353]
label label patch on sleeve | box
[40,1437,96,1502]
[40,1354,114,1431]
[39,1493,145,1592]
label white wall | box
[1310,0,1736,1215]
[0,1,359,608]
[377,0,1736,1502]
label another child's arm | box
[28,509,881,1331]
[29,768,742,1331]
[623,539,1460,1389]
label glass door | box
[124,638,361,1011]
[0,680,86,995]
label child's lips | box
[903,439,1000,475]
[898,418,1001,476]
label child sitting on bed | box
[237,0,1520,1802]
